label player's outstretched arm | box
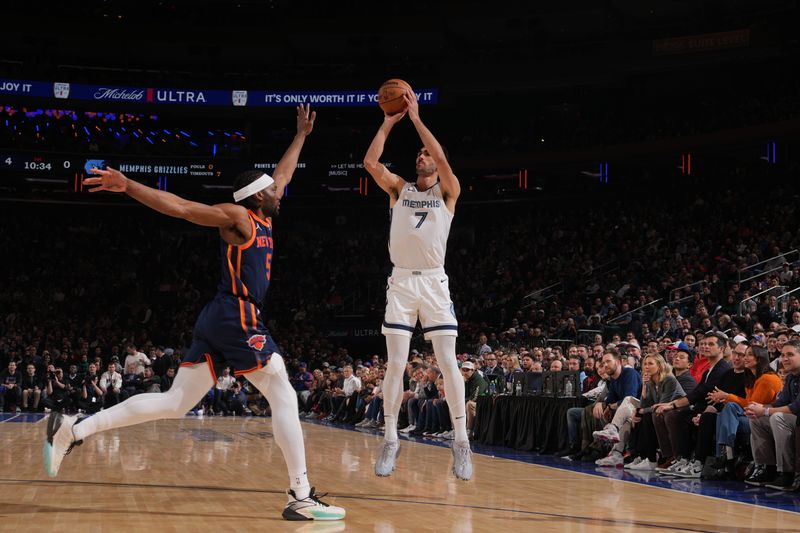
[273,104,316,192]
[84,167,248,230]
[363,111,406,197]
[404,91,461,202]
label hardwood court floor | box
[0,415,798,532]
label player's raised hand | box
[383,109,407,124]
[296,104,316,137]
[83,167,128,193]
[403,89,419,121]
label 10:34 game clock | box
[2,153,74,173]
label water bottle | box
[489,380,497,396]
[515,380,522,396]
[564,379,573,398]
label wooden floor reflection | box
[0,416,797,532]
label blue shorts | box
[181,294,279,379]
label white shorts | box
[382,266,458,339]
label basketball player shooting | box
[42,104,345,522]
[363,90,473,480]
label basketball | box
[378,78,413,115]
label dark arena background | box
[2,1,800,531]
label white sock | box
[73,363,213,442]
[382,334,410,442]
[431,335,467,443]
[246,353,310,500]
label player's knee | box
[265,352,286,376]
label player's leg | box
[377,273,417,477]
[420,273,472,480]
[245,353,345,521]
[374,334,410,477]
[430,334,473,480]
[44,363,213,477]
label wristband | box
[765,407,770,417]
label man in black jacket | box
[651,333,731,474]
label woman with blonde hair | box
[502,353,524,394]
[594,353,686,468]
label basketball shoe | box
[43,412,82,477]
[282,488,346,521]
[374,440,400,477]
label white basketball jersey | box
[389,181,453,269]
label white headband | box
[233,173,274,202]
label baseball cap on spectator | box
[299,362,307,368]
[710,331,729,342]
[321,362,330,368]
[506,327,516,335]
[411,349,420,355]
[732,334,748,344]
[792,324,800,333]
[164,348,174,357]
[461,361,475,370]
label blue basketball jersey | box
[217,210,273,315]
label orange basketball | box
[378,79,412,115]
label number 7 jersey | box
[389,181,453,269]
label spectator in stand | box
[225,381,248,416]
[707,344,782,475]
[521,353,535,372]
[214,366,236,415]
[582,349,642,450]
[100,361,124,408]
[668,343,697,397]
[80,364,104,414]
[567,354,586,387]
[20,363,43,412]
[0,361,23,412]
[463,361,488,437]
[161,366,176,392]
[356,375,384,428]
[549,359,563,372]
[330,365,361,423]
[292,362,314,408]
[151,347,171,377]
[121,362,143,399]
[683,341,748,478]
[43,366,71,413]
[529,327,546,348]
[481,352,505,381]
[141,366,161,393]
[745,340,800,489]
[582,356,600,393]
[401,366,429,433]
[476,333,492,355]
[652,333,731,475]
[124,343,150,376]
[594,353,683,467]
[566,364,612,461]
[503,354,523,392]
[411,367,443,436]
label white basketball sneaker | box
[451,440,473,481]
[282,487,346,521]
[43,412,82,477]
[374,440,401,477]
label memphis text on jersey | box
[401,198,441,209]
